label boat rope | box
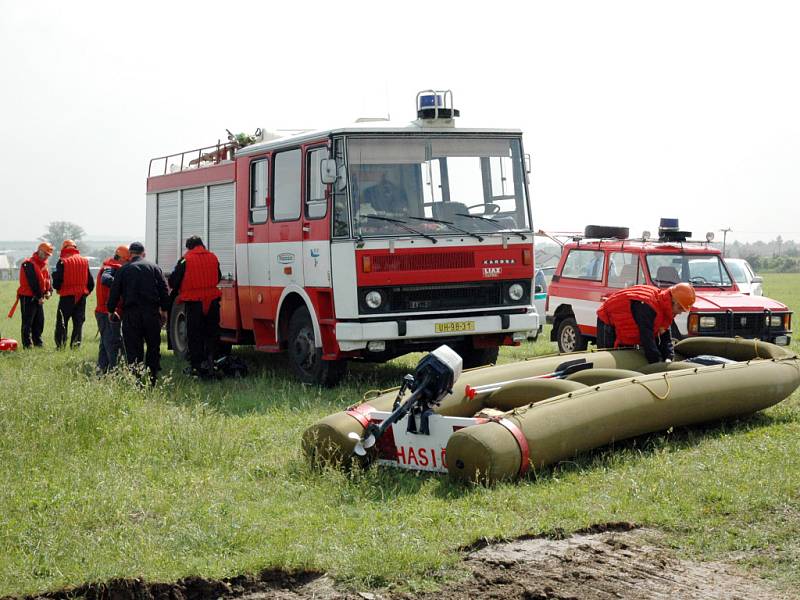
[634,373,672,401]
[362,386,400,400]
[753,338,762,359]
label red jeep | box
[546,223,792,353]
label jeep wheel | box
[557,318,587,353]
[287,307,346,387]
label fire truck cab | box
[546,222,792,353]
[145,91,539,385]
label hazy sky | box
[1,0,798,244]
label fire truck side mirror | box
[320,159,337,184]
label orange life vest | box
[17,253,50,298]
[58,248,90,300]
[177,246,221,314]
[596,285,674,347]
[95,258,122,314]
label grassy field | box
[0,275,798,597]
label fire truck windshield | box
[346,136,530,238]
[646,254,734,288]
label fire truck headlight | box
[365,290,383,309]
[699,316,717,328]
[508,283,524,302]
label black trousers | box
[121,307,162,383]
[185,299,221,370]
[55,295,87,348]
[19,296,45,348]
[596,318,616,349]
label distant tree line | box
[726,236,800,272]
[10,221,128,269]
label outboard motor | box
[350,345,463,455]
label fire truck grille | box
[358,280,532,314]
[371,252,474,272]
[390,282,501,311]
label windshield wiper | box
[363,215,438,244]
[689,280,725,287]
[406,216,484,242]
[454,213,528,240]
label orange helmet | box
[37,242,54,256]
[670,282,696,310]
[61,239,77,251]
[115,245,131,261]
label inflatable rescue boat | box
[302,337,800,484]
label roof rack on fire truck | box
[147,128,270,177]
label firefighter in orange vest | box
[52,239,94,348]
[95,245,130,372]
[10,242,54,348]
[596,283,696,363]
[168,236,222,377]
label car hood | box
[692,290,788,312]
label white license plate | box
[773,335,789,346]
[435,320,475,333]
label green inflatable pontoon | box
[302,337,800,484]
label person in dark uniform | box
[10,242,54,348]
[52,239,94,348]
[168,236,222,377]
[106,242,169,385]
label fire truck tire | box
[287,307,346,387]
[461,346,500,369]
[168,303,189,359]
[584,225,629,239]
[556,317,588,353]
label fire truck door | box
[245,157,272,330]
[268,149,305,308]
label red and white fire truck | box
[546,222,792,353]
[145,91,539,385]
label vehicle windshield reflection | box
[645,254,734,287]
[347,136,530,239]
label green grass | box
[0,275,798,596]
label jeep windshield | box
[346,136,530,238]
[646,254,734,288]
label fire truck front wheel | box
[287,307,346,387]
[556,317,588,353]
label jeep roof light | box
[658,217,691,242]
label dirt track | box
[16,524,795,600]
